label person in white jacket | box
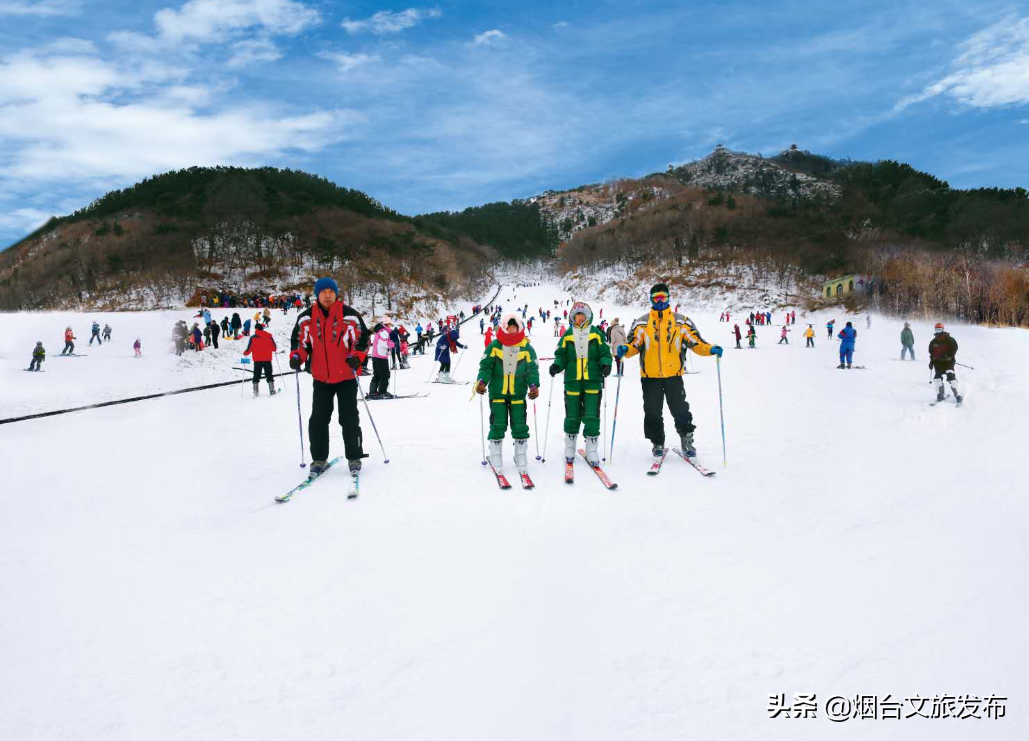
[367,317,395,399]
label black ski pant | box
[211,331,219,349]
[252,360,273,386]
[90,332,102,345]
[29,357,42,371]
[62,341,74,354]
[641,376,694,447]
[370,357,391,394]
[309,379,365,462]
[806,337,814,347]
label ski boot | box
[846,362,852,369]
[380,391,395,399]
[513,439,529,474]
[564,433,577,463]
[837,363,846,369]
[252,382,260,397]
[488,440,503,470]
[348,459,362,474]
[680,432,697,458]
[309,460,329,476]
[584,436,600,466]
[936,390,946,402]
[652,444,665,458]
[268,381,276,396]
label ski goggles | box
[650,292,669,303]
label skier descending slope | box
[929,322,962,404]
[837,321,857,369]
[615,283,722,459]
[289,277,370,476]
[549,302,612,468]
[476,313,540,487]
[435,325,466,383]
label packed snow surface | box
[1,280,1026,741]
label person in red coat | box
[289,277,370,474]
[244,324,277,396]
[484,325,493,348]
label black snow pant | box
[806,337,815,347]
[62,341,74,354]
[211,330,219,349]
[252,360,273,387]
[90,332,102,345]
[371,357,391,394]
[309,379,365,462]
[29,357,43,371]
[641,376,694,447]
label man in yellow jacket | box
[616,283,722,458]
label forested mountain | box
[0,167,557,311]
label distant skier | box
[615,283,722,458]
[242,318,252,337]
[866,315,871,329]
[608,318,626,375]
[89,321,102,345]
[133,338,142,357]
[928,323,961,404]
[191,323,203,351]
[803,324,815,348]
[732,323,742,349]
[367,317,395,399]
[747,324,756,348]
[476,313,540,476]
[434,326,466,383]
[484,325,494,348]
[901,322,915,360]
[209,320,220,349]
[28,341,45,371]
[102,324,112,341]
[61,327,76,355]
[244,323,277,396]
[837,321,857,369]
[549,302,611,466]
[480,317,485,334]
[827,319,835,338]
[220,316,230,339]
[231,313,242,339]
[288,276,370,475]
[778,326,789,344]
[203,323,212,348]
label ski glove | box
[345,355,362,371]
[600,364,612,377]
[549,363,561,377]
[710,345,723,358]
[288,352,302,370]
[616,344,629,359]
[475,380,488,395]
[528,385,539,400]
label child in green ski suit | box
[548,302,612,465]
[476,313,540,473]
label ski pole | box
[294,369,306,468]
[479,392,487,466]
[533,395,541,461]
[602,376,608,462]
[609,370,623,463]
[956,361,975,370]
[716,355,727,467]
[356,376,390,464]
[541,374,556,462]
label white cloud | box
[154,0,320,43]
[898,15,1029,110]
[0,207,53,234]
[319,51,379,74]
[0,47,356,183]
[228,38,282,68]
[341,7,441,35]
[0,0,79,17]
[552,21,569,30]
[472,30,506,47]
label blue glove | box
[616,344,629,359]
[710,345,723,358]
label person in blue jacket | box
[435,326,466,383]
[837,321,857,369]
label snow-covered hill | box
[1,280,1025,741]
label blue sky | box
[1,0,1028,247]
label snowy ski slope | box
[1,280,1026,741]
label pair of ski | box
[275,456,359,503]
[647,448,716,477]
[365,392,429,400]
[563,450,618,489]
[929,396,963,408]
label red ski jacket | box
[291,301,369,383]
[244,329,277,362]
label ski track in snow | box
[1,283,1026,741]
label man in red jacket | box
[243,323,277,396]
[289,277,370,474]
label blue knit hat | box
[313,277,338,297]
